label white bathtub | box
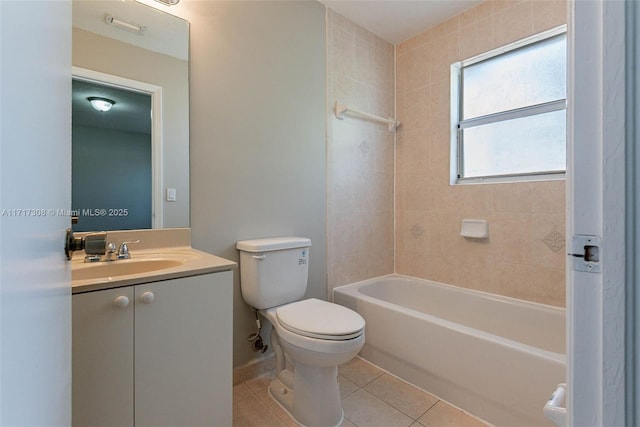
[333,274,565,427]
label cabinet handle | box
[139,291,155,304]
[113,296,130,308]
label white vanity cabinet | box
[73,285,135,426]
[72,271,233,427]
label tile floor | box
[233,357,490,427]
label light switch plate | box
[166,188,177,202]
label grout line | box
[413,399,441,422]
[235,356,491,427]
[393,40,397,276]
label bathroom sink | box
[69,229,237,293]
[72,259,183,282]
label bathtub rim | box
[333,273,566,314]
[333,273,566,364]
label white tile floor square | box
[233,357,490,427]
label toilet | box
[236,237,365,427]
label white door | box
[0,1,72,424]
[567,1,627,425]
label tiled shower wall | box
[395,0,567,307]
[326,10,395,294]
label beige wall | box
[73,28,190,228]
[181,1,327,368]
[326,9,395,294]
[395,0,567,307]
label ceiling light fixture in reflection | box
[88,97,116,112]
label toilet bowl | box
[236,238,365,427]
[261,299,364,426]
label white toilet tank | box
[236,237,311,309]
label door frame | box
[567,0,628,425]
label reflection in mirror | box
[72,0,189,231]
[72,78,152,232]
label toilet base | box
[259,308,363,427]
[268,363,344,427]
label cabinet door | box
[134,271,233,427]
[72,287,135,427]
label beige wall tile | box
[491,0,530,15]
[395,0,567,307]
[429,14,460,40]
[403,173,432,212]
[454,184,495,216]
[397,128,430,173]
[532,266,566,307]
[405,45,430,91]
[330,2,567,307]
[327,10,395,292]
[531,213,566,270]
[331,10,355,33]
[491,212,534,264]
[493,261,535,300]
[429,80,452,131]
[332,26,355,79]
[398,30,430,56]
[332,75,360,108]
[396,53,409,95]
[533,0,567,33]
[530,180,565,213]
[492,182,533,213]
[402,86,431,130]
[460,17,495,60]
[460,1,494,28]
[492,0,533,47]
[400,210,430,254]
[428,180,456,214]
[354,35,375,85]
[395,250,423,279]
[456,247,494,291]
[428,35,459,83]
[396,88,406,124]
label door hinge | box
[569,235,601,273]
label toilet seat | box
[276,298,365,340]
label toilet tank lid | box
[236,237,311,252]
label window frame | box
[450,25,568,185]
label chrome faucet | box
[105,242,117,261]
[65,228,142,263]
[117,240,140,259]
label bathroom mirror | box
[72,0,189,231]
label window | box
[452,26,567,183]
